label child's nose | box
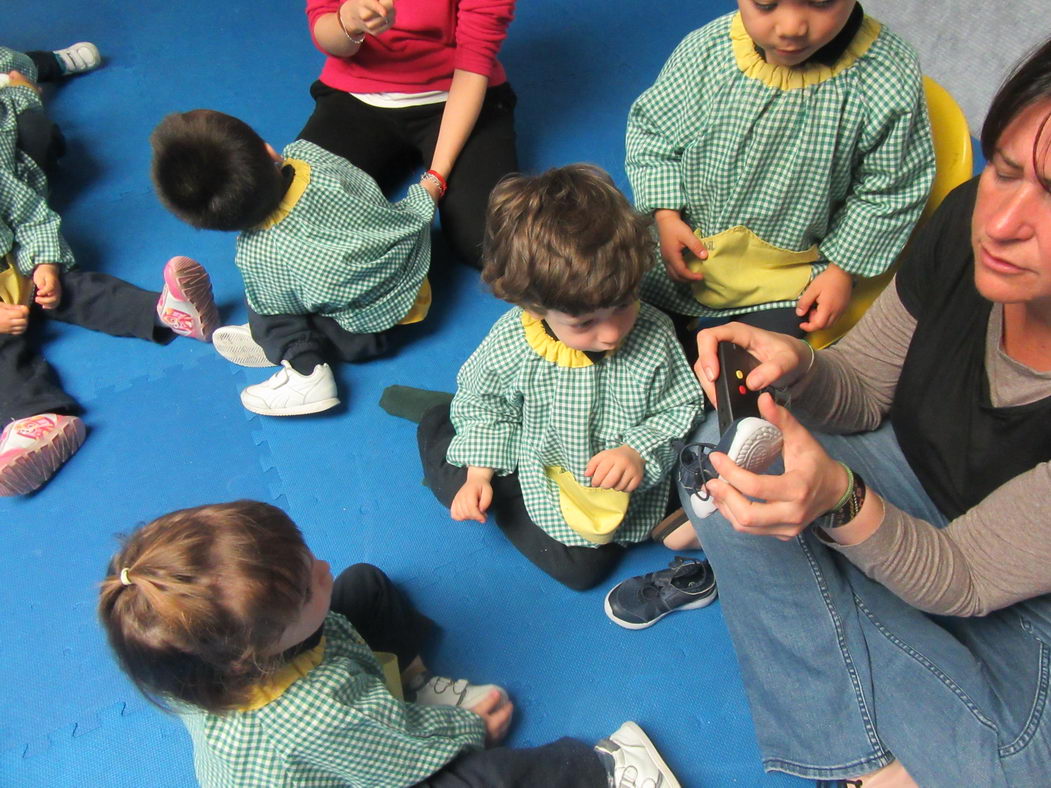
[777,13,808,40]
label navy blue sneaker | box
[604,557,717,629]
[679,416,783,521]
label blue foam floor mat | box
[2,0,806,785]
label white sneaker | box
[0,414,86,496]
[213,324,275,367]
[240,361,339,416]
[680,416,783,520]
[53,42,102,75]
[405,671,508,709]
[594,721,681,788]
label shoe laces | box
[676,441,716,501]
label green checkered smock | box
[0,47,74,283]
[235,140,435,333]
[626,12,935,318]
[178,612,485,788]
[447,303,704,547]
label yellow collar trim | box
[237,636,326,711]
[256,158,311,230]
[730,12,880,91]
[521,311,594,368]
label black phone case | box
[716,342,761,433]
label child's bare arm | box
[32,263,62,309]
[655,210,706,283]
[451,466,495,523]
[585,446,645,492]
[796,263,853,332]
[0,303,29,334]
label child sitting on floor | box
[411,165,704,590]
[627,0,935,340]
[98,500,682,787]
[150,109,444,417]
[0,45,217,496]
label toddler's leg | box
[49,269,173,343]
[417,738,608,788]
[25,44,101,82]
[311,314,392,363]
[734,306,805,337]
[329,564,434,669]
[418,403,626,591]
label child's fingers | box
[795,285,819,317]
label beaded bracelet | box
[421,169,448,198]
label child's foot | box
[404,671,508,709]
[240,361,339,416]
[604,557,716,630]
[156,256,219,341]
[52,42,102,75]
[0,414,85,496]
[379,385,454,423]
[213,324,276,367]
[594,721,681,788]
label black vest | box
[891,178,1051,520]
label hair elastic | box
[119,567,133,586]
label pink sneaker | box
[156,256,219,341]
[0,414,86,496]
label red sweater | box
[306,0,514,93]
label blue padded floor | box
[1,1,805,786]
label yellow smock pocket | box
[0,254,30,306]
[398,277,432,325]
[686,226,819,309]
[545,466,629,545]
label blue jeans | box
[683,418,1051,785]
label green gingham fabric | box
[447,303,704,547]
[235,140,435,333]
[626,13,935,318]
[0,47,74,283]
[178,612,485,788]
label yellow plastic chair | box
[807,77,974,349]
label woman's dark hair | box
[98,501,312,713]
[151,110,286,231]
[981,36,1051,185]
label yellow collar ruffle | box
[521,311,594,368]
[237,636,325,711]
[730,12,880,91]
[257,158,311,230]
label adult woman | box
[684,40,1051,786]
[300,0,517,268]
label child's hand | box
[5,71,40,93]
[419,173,443,203]
[585,445,644,492]
[468,689,513,746]
[796,264,853,332]
[451,467,494,523]
[32,264,62,309]
[655,209,706,284]
[339,0,396,36]
[0,303,30,335]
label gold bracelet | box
[337,6,366,45]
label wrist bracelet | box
[812,462,867,530]
[802,340,816,375]
[337,6,366,45]
[421,169,448,198]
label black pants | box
[417,404,626,591]
[20,51,67,171]
[0,269,170,423]
[298,82,518,269]
[335,565,607,788]
[247,305,395,370]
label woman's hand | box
[704,393,849,540]
[655,209,706,283]
[695,322,812,406]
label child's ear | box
[264,143,283,164]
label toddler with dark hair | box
[151,109,444,416]
[408,164,704,590]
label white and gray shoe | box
[213,324,276,367]
[53,42,101,75]
[595,721,681,788]
[679,416,783,520]
[405,671,508,709]
[240,361,339,416]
